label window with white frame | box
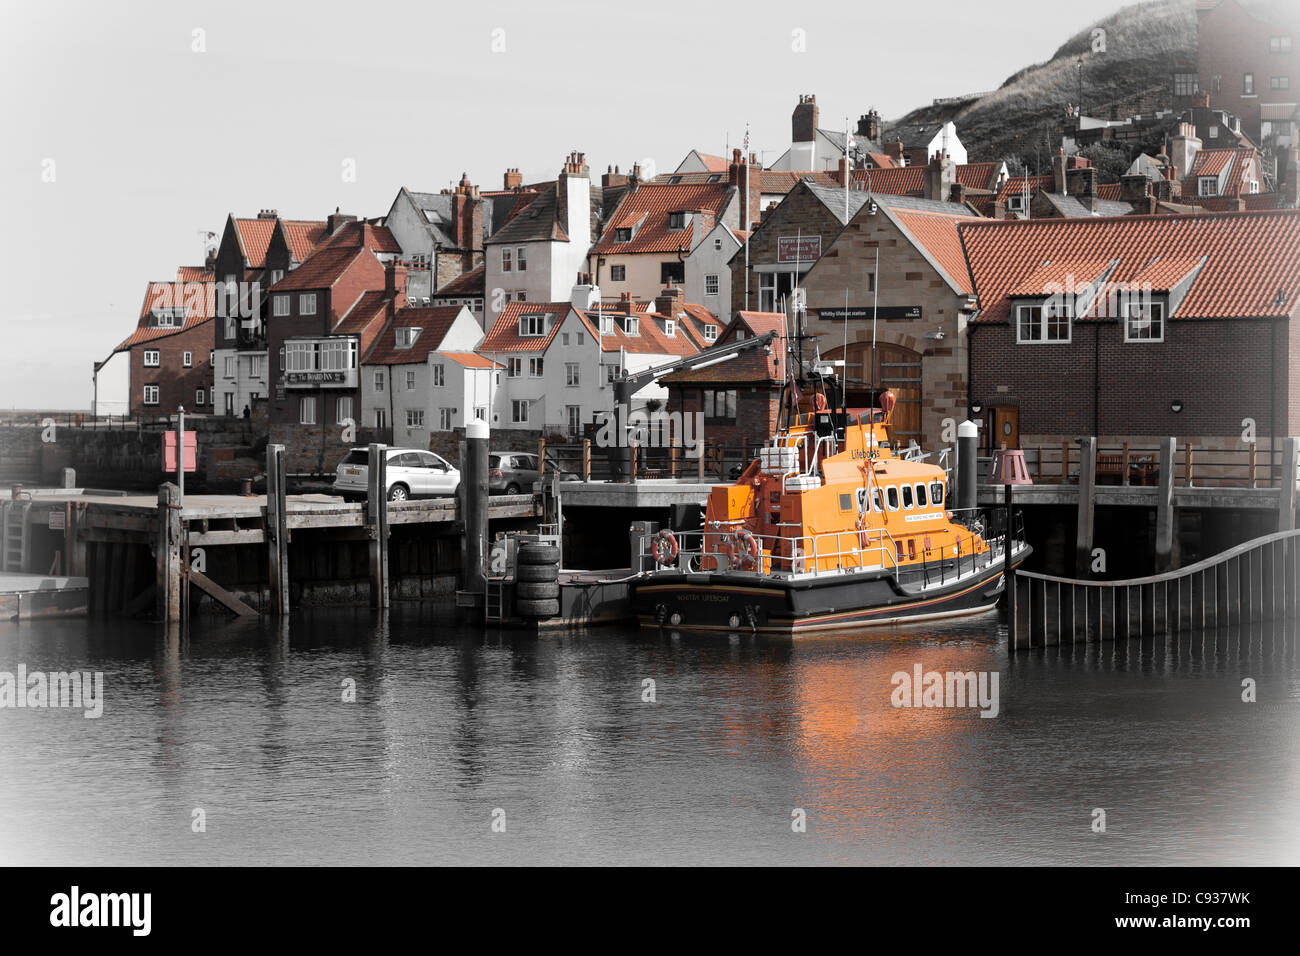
[605,362,621,383]
[519,313,546,336]
[143,385,159,405]
[406,369,416,390]
[567,405,582,436]
[1124,300,1165,342]
[704,324,718,342]
[224,356,235,378]
[273,295,290,316]
[196,388,205,406]
[664,319,675,337]
[529,357,544,377]
[714,237,723,251]
[1198,176,1219,197]
[1016,300,1073,343]
[431,363,444,387]
[599,315,615,335]
[395,327,421,348]
[501,248,512,272]
[705,274,719,296]
[249,354,266,379]
[438,408,453,430]
[511,399,529,424]
[507,357,522,377]
[565,362,580,386]
[667,212,686,230]
[624,316,638,336]
[270,269,284,285]
[300,293,317,315]
[336,395,352,424]
[144,350,160,367]
[183,351,192,367]
[516,247,527,271]
[299,396,316,424]
[474,406,487,421]
[407,408,424,428]
[374,369,385,392]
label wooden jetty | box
[1,444,540,622]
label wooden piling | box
[366,442,389,609]
[266,444,289,616]
[1076,437,1096,576]
[155,483,182,623]
[583,439,591,481]
[1154,437,1177,573]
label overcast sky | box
[1,0,1121,410]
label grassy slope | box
[886,0,1196,169]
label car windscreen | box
[341,450,368,465]
[489,455,502,467]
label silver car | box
[489,452,540,495]
[333,447,460,501]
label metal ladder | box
[1,501,31,572]
[484,577,506,623]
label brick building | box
[802,193,982,449]
[265,224,407,474]
[113,269,217,416]
[662,311,787,452]
[1195,0,1299,144]
[960,208,1300,460]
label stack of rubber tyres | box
[514,542,560,619]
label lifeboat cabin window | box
[930,482,944,506]
[872,488,883,513]
[886,486,899,511]
[915,483,927,508]
[840,493,853,511]
[901,485,914,509]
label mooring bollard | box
[957,420,978,513]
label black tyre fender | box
[516,598,560,618]
[516,581,559,600]
[516,563,559,583]
[518,544,560,565]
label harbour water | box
[2,608,1298,866]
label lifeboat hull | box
[629,547,1030,636]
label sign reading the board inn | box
[285,370,349,385]
[777,235,822,263]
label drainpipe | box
[1093,322,1101,438]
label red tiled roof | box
[175,265,214,283]
[1183,147,1257,197]
[693,152,729,173]
[996,175,1055,202]
[282,220,329,261]
[439,351,500,369]
[661,311,787,385]
[593,183,734,255]
[890,208,981,294]
[760,170,831,193]
[1095,183,1124,201]
[961,209,1300,324]
[865,152,900,169]
[272,244,369,292]
[578,305,701,357]
[955,162,1003,191]
[362,306,463,365]
[1190,192,1286,211]
[1005,259,1115,296]
[479,301,572,353]
[234,218,277,269]
[115,278,216,351]
[849,166,926,196]
[317,219,402,255]
[434,264,485,297]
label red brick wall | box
[668,386,779,450]
[128,321,216,416]
[970,316,1292,441]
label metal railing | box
[1009,439,1293,489]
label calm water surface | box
[2,607,1298,865]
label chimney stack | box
[603,164,629,188]
[257,209,278,219]
[327,211,356,235]
[883,137,905,165]
[924,150,956,202]
[1170,123,1202,188]
[792,94,819,144]
[655,283,685,317]
[728,148,762,231]
[504,167,523,190]
[856,109,881,144]
[385,261,408,316]
[1052,150,1069,194]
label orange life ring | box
[652,529,679,566]
[731,530,760,570]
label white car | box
[333,447,460,501]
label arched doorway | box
[824,341,923,445]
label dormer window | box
[519,313,546,336]
[599,315,615,335]
[706,174,721,183]
[1007,194,1026,212]
[624,316,639,336]
[395,327,421,349]
[615,228,632,242]
[667,212,687,230]
[1198,176,1219,197]
[704,324,718,342]
[152,308,183,328]
[1124,300,1165,343]
[664,319,675,337]
[1016,299,1073,343]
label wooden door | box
[991,406,1020,450]
[824,342,923,445]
